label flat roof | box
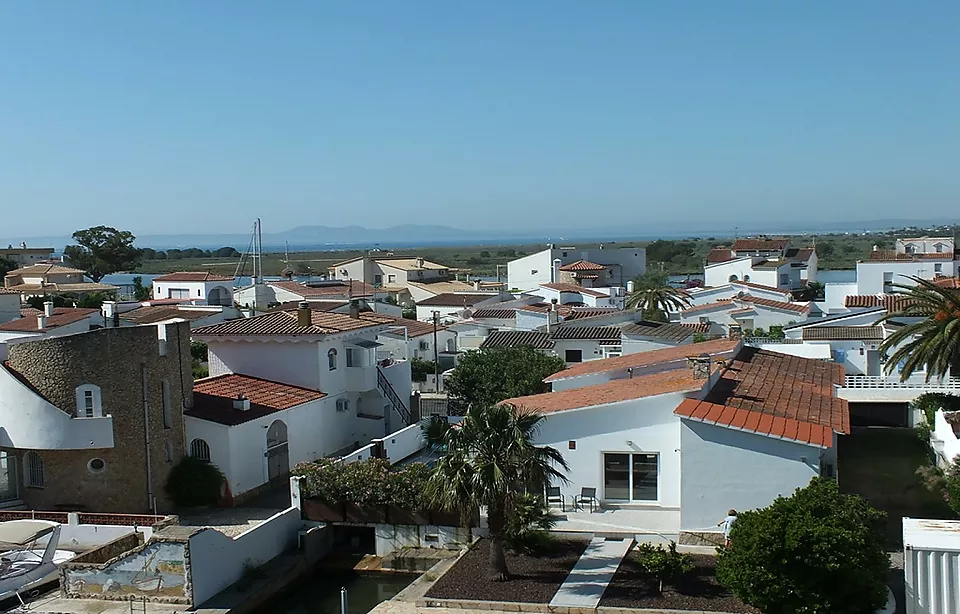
[903,518,960,552]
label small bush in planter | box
[634,541,694,594]
[505,493,560,554]
[165,456,225,508]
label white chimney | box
[552,259,562,283]
[37,315,47,329]
[233,395,251,411]
[102,301,116,318]
[626,280,635,293]
[43,301,54,317]
[473,279,481,291]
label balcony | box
[344,366,376,392]
[837,375,960,403]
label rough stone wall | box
[7,323,193,513]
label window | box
[935,264,943,273]
[531,269,538,275]
[728,274,738,282]
[388,275,396,283]
[779,273,789,286]
[346,348,359,367]
[24,452,44,488]
[743,275,750,282]
[165,442,174,463]
[161,380,172,429]
[328,349,338,371]
[564,349,582,363]
[935,243,945,253]
[374,274,383,285]
[169,288,190,299]
[336,398,350,412]
[189,439,211,462]
[603,453,658,502]
[419,340,430,351]
[75,384,102,418]
[905,244,917,254]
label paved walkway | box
[549,536,633,609]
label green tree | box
[132,276,152,301]
[427,404,568,580]
[878,276,960,380]
[164,456,225,508]
[445,346,565,413]
[0,256,17,277]
[815,242,835,259]
[798,281,825,301]
[294,262,313,275]
[625,270,692,321]
[716,478,888,614]
[917,457,960,517]
[63,226,141,282]
[411,358,436,383]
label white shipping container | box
[904,517,960,614]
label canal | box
[263,569,417,614]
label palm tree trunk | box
[487,506,511,581]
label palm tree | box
[878,276,960,381]
[625,284,692,322]
[427,404,569,581]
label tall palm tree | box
[427,404,569,581]
[625,284,692,322]
[878,276,960,381]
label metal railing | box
[742,337,803,345]
[377,366,413,425]
[843,375,960,389]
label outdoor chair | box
[574,487,599,512]
[546,486,565,511]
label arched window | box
[743,275,751,282]
[24,452,44,488]
[267,420,288,449]
[161,380,172,429]
[74,384,103,418]
[189,439,211,462]
[728,274,739,282]
[328,349,338,371]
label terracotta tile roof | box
[4,282,117,294]
[551,326,621,340]
[574,274,600,280]
[270,280,375,298]
[267,300,348,312]
[186,373,326,426]
[683,296,807,316]
[416,293,492,307]
[705,248,736,264]
[539,283,610,298]
[480,330,554,350]
[6,264,85,276]
[675,347,849,448]
[376,316,445,338]
[620,321,710,342]
[934,277,960,289]
[545,338,741,382]
[844,294,916,311]
[558,260,607,272]
[867,250,953,261]
[0,307,97,332]
[682,300,736,315]
[470,309,517,320]
[732,238,790,252]
[507,370,704,414]
[407,280,478,294]
[802,326,884,341]
[152,272,234,282]
[0,288,20,295]
[120,306,223,325]
[563,308,621,320]
[193,310,394,337]
[784,247,816,262]
[730,280,791,296]
[748,296,810,314]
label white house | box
[374,316,458,365]
[686,281,793,306]
[703,239,816,290]
[117,304,241,329]
[233,279,378,310]
[514,304,619,331]
[187,304,414,498]
[151,272,236,306]
[678,295,810,336]
[0,289,20,324]
[0,243,55,267]
[508,342,848,537]
[855,249,958,295]
[414,293,502,323]
[538,283,624,308]
[0,304,101,346]
[3,264,117,298]
[507,245,646,293]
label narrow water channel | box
[264,569,418,614]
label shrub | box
[411,358,436,383]
[165,456,225,508]
[912,393,960,429]
[634,541,694,594]
[917,458,960,517]
[504,493,560,554]
[295,458,432,508]
[691,332,707,343]
[385,463,431,509]
[715,478,888,614]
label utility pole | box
[432,310,441,392]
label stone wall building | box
[2,322,192,513]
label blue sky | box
[2,1,958,237]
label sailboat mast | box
[256,218,263,284]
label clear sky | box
[2,1,958,237]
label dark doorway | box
[564,349,583,363]
[849,402,909,428]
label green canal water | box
[265,569,418,614]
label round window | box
[87,458,106,473]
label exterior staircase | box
[377,366,412,425]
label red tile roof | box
[682,300,736,315]
[0,288,20,295]
[415,293,491,307]
[705,248,736,264]
[0,307,97,332]
[152,272,234,282]
[506,370,705,414]
[186,374,326,425]
[120,306,223,325]
[732,238,790,252]
[730,280,791,296]
[193,310,394,336]
[675,347,848,448]
[545,337,741,382]
[683,296,807,316]
[376,316,445,338]
[934,277,960,289]
[540,283,610,298]
[270,280,376,298]
[844,294,916,310]
[558,260,607,272]
[867,250,953,261]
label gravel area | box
[599,553,760,613]
[425,537,588,603]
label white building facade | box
[507,245,646,293]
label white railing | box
[843,375,960,389]
[742,337,803,345]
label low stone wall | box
[678,530,724,547]
[65,532,144,565]
[0,509,177,529]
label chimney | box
[297,301,311,327]
[552,259,562,283]
[728,324,742,340]
[416,257,424,268]
[233,395,251,411]
[473,279,481,291]
[687,354,712,380]
[349,300,360,319]
[37,314,47,329]
[43,301,54,317]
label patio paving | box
[549,536,633,609]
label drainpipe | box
[141,363,155,513]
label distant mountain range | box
[4,218,959,252]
